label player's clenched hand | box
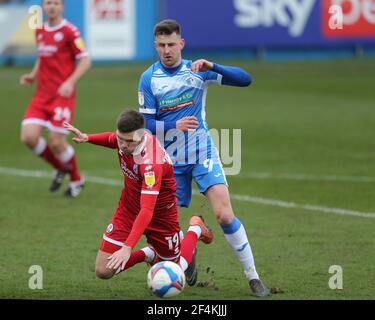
[63,122,88,143]
[58,80,75,98]
[176,116,199,132]
[191,59,214,73]
[19,74,35,86]
[106,245,132,271]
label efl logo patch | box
[74,37,85,50]
[144,171,155,188]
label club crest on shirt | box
[186,76,197,86]
[144,171,155,188]
[54,31,64,42]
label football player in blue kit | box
[138,19,269,297]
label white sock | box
[221,217,259,281]
[179,256,188,272]
[69,178,85,187]
[33,137,47,155]
[141,247,155,263]
[179,230,184,241]
[58,145,74,163]
[187,225,201,239]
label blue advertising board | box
[165,0,375,48]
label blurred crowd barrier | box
[1,0,374,65]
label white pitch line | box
[226,194,375,219]
[0,166,123,186]
[228,172,375,183]
[1,165,375,219]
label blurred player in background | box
[19,0,91,197]
[63,109,213,280]
[138,19,269,296]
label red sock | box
[39,145,65,170]
[121,250,146,272]
[66,155,81,182]
[180,231,198,266]
[58,145,81,182]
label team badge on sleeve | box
[138,91,145,106]
[144,171,155,188]
[74,37,85,50]
[106,223,114,234]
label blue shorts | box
[174,160,228,208]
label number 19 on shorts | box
[165,233,180,256]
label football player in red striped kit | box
[19,0,91,197]
[63,109,213,280]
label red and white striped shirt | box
[35,19,89,96]
[87,131,178,248]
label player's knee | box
[49,138,66,154]
[213,203,234,225]
[95,266,114,280]
[215,211,233,225]
[20,132,38,149]
[212,200,233,225]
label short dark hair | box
[116,109,145,134]
[154,19,181,37]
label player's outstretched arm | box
[64,124,117,149]
[63,122,88,143]
[191,59,214,72]
[191,59,252,87]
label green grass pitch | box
[0,58,374,299]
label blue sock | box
[221,217,259,280]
